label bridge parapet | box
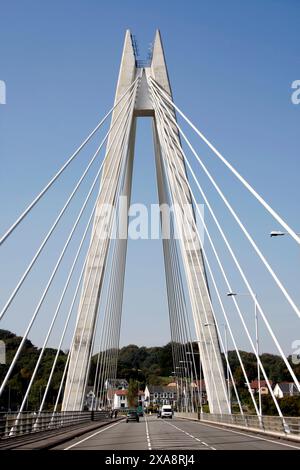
[0,410,112,440]
[175,412,300,443]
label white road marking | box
[63,420,123,450]
[163,420,215,450]
[180,420,300,450]
[145,415,152,450]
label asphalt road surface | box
[53,416,300,451]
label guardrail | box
[0,410,113,439]
[175,412,300,441]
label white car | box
[160,405,173,419]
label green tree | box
[127,379,139,408]
[1,329,300,416]
[279,396,300,416]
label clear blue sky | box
[0,0,299,356]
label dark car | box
[126,410,139,423]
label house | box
[112,389,145,409]
[144,385,177,408]
[250,380,272,395]
[167,382,177,387]
[113,389,128,409]
[273,382,300,398]
[138,391,145,408]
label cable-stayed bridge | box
[0,30,299,450]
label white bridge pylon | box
[62,30,229,413]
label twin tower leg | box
[62,30,229,414]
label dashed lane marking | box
[163,420,216,451]
[145,415,152,451]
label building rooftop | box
[250,380,272,389]
[276,382,299,393]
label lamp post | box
[270,231,300,237]
[227,291,262,417]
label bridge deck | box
[53,416,300,451]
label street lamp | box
[227,291,262,417]
[270,230,300,237]
[270,231,286,237]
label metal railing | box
[176,412,300,440]
[0,410,112,439]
